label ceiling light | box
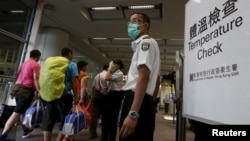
[80,8,91,21]
[92,38,107,40]
[128,5,155,9]
[113,38,131,40]
[191,0,202,3]
[102,54,106,57]
[82,38,90,45]
[92,7,117,11]
[10,10,24,13]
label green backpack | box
[39,56,68,102]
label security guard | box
[119,13,161,141]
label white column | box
[37,28,69,63]
[23,0,44,62]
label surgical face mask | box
[131,41,136,52]
[128,23,140,39]
[111,65,116,73]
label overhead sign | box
[183,0,250,124]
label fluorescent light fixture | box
[10,10,24,13]
[129,5,155,9]
[80,8,91,21]
[82,38,90,45]
[92,38,107,40]
[102,54,106,57]
[191,0,202,3]
[92,7,116,11]
[113,38,131,40]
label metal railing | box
[0,75,15,104]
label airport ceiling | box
[1,0,188,75]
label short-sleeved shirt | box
[122,35,160,96]
[16,59,40,89]
[110,70,124,91]
[64,61,78,95]
[92,70,109,90]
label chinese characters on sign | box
[187,0,242,82]
[188,0,242,60]
[190,0,238,40]
[189,63,239,82]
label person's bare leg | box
[1,112,20,135]
[44,131,52,141]
[56,131,65,141]
[16,114,29,130]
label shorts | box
[14,92,34,114]
[41,94,73,131]
[41,98,64,131]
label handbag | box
[22,99,44,129]
[62,105,86,135]
[10,65,35,99]
[77,101,93,128]
[11,84,35,99]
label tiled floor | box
[1,110,195,141]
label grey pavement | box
[1,109,194,141]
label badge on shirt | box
[141,42,150,51]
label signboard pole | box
[175,50,186,141]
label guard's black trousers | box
[119,90,156,141]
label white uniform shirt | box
[122,34,160,96]
[110,70,124,91]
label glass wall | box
[0,34,24,76]
[0,0,37,76]
[0,0,37,104]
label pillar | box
[37,28,69,63]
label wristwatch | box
[128,110,140,120]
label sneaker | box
[22,128,33,138]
